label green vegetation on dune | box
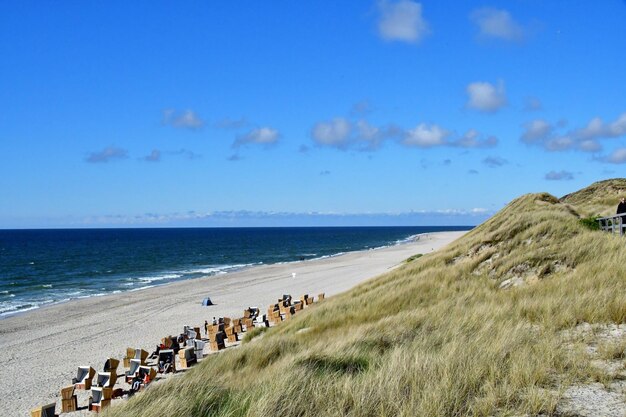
[105,179,626,417]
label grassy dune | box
[106,179,626,417]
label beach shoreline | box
[0,229,455,320]
[0,230,465,416]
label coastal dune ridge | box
[0,230,464,416]
[101,179,626,417]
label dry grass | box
[105,179,626,417]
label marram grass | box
[105,179,626,417]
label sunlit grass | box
[105,180,626,417]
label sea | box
[0,226,471,318]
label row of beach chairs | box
[31,291,325,416]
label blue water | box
[0,226,471,317]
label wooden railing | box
[597,214,626,235]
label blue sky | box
[1,1,625,228]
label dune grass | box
[105,179,626,417]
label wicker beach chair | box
[179,346,197,369]
[138,365,156,383]
[74,366,96,389]
[103,358,119,372]
[90,387,112,413]
[60,385,77,413]
[194,339,206,359]
[95,371,117,388]
[123,347,135,368]
[125,359,142,382]
[158,349,176,373]
[30,403,55,417]
[134,348,149,364]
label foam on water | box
[0,226,471,318]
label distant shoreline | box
[0,227,472,320]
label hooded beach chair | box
[194,339,206,359]
[60,385,77,412]
[186,328,197,340]
[134,348,149,364]
[90,387,112,413]
[95,371,117,388]
[123,347,135,368]
[30,402,55,417]
[103,357,119,372]
[179,346,197,369]
[125,358,142,382]
[158,349,176,373]
[138,365,156,384]
[75,366,96,389]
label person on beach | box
[204,320,209,336]
[212,317,217,325]
[149,343,164,359]
[617,197,626,217]
[129,374,142,395]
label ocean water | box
[0,226,471,317]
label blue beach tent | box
[201,297,213,306]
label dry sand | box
[0,231,465,416]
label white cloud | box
[311,118,352,148]
[310,116,497,152]
[482,156,508,168]
[169,148,201,159]
[235,127,281,147]
[470,8,524,41]
[162,109,204,130]
[77,208,492,227]
[521,119,553,143]
[578,140,602,153]
[606,148,626,164]
[377,0,430,43]
[466,80,507,113]
[85,146,128,163]
[544,136,573,151]
[522,112,626,154]
[452,129,498,148]
[571,112,626,141]
[403,123,449,147]
[609,113,626,136]
[545,170,574,181]
[355,120,401,150]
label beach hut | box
[90,387,112,413]
[74,366,96,390]
[30,403,55,417]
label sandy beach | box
[0,231,464,416]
